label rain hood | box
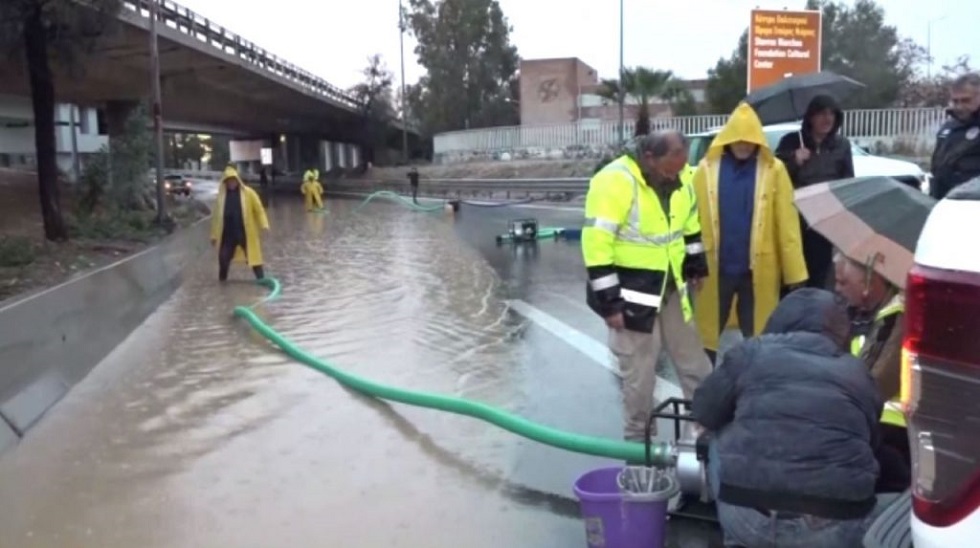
[706,102,773,163]
[762,288,851,351]
[222,166,244,186]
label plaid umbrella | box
[745,71,866,126]
[794,177,936,289]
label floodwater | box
[0,194,721,547]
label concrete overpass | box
[0,0,421,170]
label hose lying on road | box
[459,198,536,207]
[234,277,672,465]
[354,190,446,212]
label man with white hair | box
[930,72,980,199]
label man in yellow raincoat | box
[210,166,270,281]
[300,170,324,211]
[690,103,809,363]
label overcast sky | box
[176,0,977,90]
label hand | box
[604,312,625,330]
[794,147,811,165]
[687,277,704,293]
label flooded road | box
[0,194,719,547]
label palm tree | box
[595,68,698,136]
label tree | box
[705,0,927,113]
[899,56,975,108]
[705,31,749,114]
[404,0,519,135]
[201,135,230,171]
[348,54,395,166]
[165,134,205,169]
[0,0,122,241]
[595,67,696,135]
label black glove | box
[682,252,709,281]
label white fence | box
[433,108,947,164]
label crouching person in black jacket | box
[691,288,898,548]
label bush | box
[0,236,36,267]
[67,209,163,243]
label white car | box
[688,122,929,191]
[863,178,980,548]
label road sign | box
[260,147,273,166]
[747,9,822,93]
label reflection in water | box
[0,198,584,547]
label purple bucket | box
[573,466,677,548]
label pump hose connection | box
[233,277,677,466]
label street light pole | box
[618,0,625,143]
[399,0,409,164]
[149,0,166,225]
[926,15,947,79]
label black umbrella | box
[745,71,866,126]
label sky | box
[177,0,978,91]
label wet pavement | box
[0,194,722,547]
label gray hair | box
[951,73,980,91]
[636,130,686,159]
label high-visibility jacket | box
[851,296,906,428]
[680,163,695,186]
[582,155,708,332]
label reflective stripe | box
[685,242,705,254]
[620,288,662,308]
[881,401,906,428]
[584,217,620,234]
[604,162,683,246]
[590,273,620,291]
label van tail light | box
[904,264,980,527]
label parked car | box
[164,174,193,196]
[687,122,929,191]
[863,177,980,548]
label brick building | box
[518,57,708,126]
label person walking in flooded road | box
[407,166,420,204]
[930,73,980,199]
[582,130,713,444]
[692,288,894,548]
[775,95,854,289]
[300,170,324,211]
[211,166,270,281]
[691,103,808,364]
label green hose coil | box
[234,278,671,464]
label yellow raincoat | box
[300,173,324,211]
[210,166,270,267]
[691,103,808,350]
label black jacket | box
[775,95,855,188]
[930,109,980,200]
[692,288,883,520]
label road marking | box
[506,299,683,400]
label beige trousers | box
[609,291,713,442]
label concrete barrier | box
[0,216,212,454]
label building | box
[518,58,710,126]
[0,94,107,177]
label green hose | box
[234,278,672,465]
[354,190,446,212]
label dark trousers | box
[218,239,264,281]
[875,424,911,493]
[411,184,418,204]
[706,272,755,366]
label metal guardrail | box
[328,177,590,200]
[120,0,362,111]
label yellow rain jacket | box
[210,166,270,266]
[691,103,808,350]
[851,295,906,428]
[300,173,324,211]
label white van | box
[687,122,930,192]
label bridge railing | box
[433,107,947,158]
[120,0,363,111]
